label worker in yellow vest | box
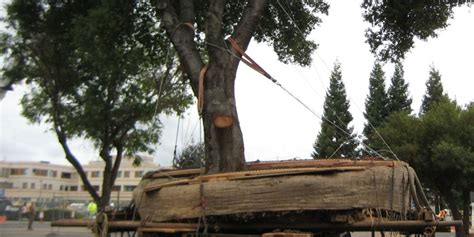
[87,200,97,219]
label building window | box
[91,171,101,178]
[0,182,13,189]
[60,185,64,191]
[112,185,121,191]
[33,169,48,176]
[42,183,47,190]
[117,171,122,178]
[23,183,28,189]
[48,184,53,190]
[70,186,78,191]
[92,185,100,191]
[50,170,57,177]
[134,171,143,178]
[10,168,26,175]
[124,185,136,192]
[0,168,9,177]
[123,171,130,178]
[61,172,72,179]
[30,183,35,189]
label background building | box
[0,157,163,207]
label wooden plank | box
[228,167,366,180]
[263,232,313,237]
[139,227,196,233]
[144,179,193,192]
[247,159,397,170]
[145,167,367,192]
[149,168,203,179]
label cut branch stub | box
[214,115,234,128]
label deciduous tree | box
[2,0,192,209]
[377,100,474,236]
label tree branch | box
[51,97,100,203]
[179,0,194,23]
[206,0,226,61]
[155,0,203,95]
[230,0,268,58]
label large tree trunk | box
[202,59,246,173]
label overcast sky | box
[1,1,473,167]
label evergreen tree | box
[387,62,412,114]
[420,66,447,114]
[312,63,356,159]
[363,62,389,137]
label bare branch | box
[155,0,203,95]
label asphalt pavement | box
[0,221,92,237]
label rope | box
[227,37,275,82]
[94,213,108,237]
[172,116,181,162]
[198,65,208,115]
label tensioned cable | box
[148,44,172,166]
[275,0,399,160]
[206,41,388,159]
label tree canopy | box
[376,100,474,234]
[361,0,460,62]
[2,0,192,208]
[173,142,205,169]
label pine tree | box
[387,62,412,114]
[420,66,447,114]
[363,62,389,137]
[312,63,356,159]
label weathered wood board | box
[134,160,412,223]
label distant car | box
[69,203,87,214]
[0,198,12,214]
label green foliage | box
[4,0,192,157]
[361,0,459,62]
[173,142,205,169]
[420,66,448,114]
[363,62,389,138]
[377,100,474,217]
[387,62,412,114]
[187,0,329,67]
[253,0,329,66]
[312,62,356,158]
